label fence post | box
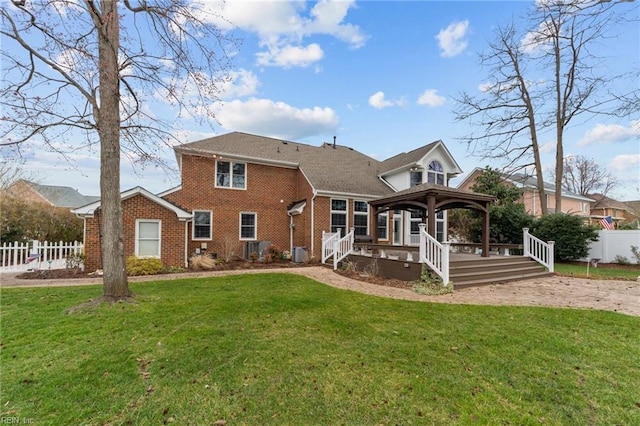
[548,241,555,273]
[522,228,530,257]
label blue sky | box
[9,0,640,200]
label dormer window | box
[427,161,445,185]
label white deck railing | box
[333,228,355,270]
[321,230,341,264]
[523,228,555,273]
[0,240,84,273]
[321,228,355,270]
[418,224,450,286]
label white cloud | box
[198,0,366,68]
[368,91,404,109]
[220,69,260,99]
[610,154,640,172]
[216,98,339,140]
[436,20,470,58]
[256,43,324,68]
[417,89,446,107]
[577,121,639,147]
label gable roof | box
[8,179,100,208]
[72,186,192,220]
[175,132,392,197]
[588,193,632,211]
[624,200,640,217]
[378,140,463,176]
[458,168,594,202]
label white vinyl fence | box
[586,230,640,263]
[0,240,84,273]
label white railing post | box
[548,241,555,273]
[418,223,426,263]
[522,228,555,272]
[523,228,530,258]
[442,241,450,286]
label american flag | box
[599,216,614,230]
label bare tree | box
[1,1,235,299]
[455,0,637,216]
[454,24,549,215]
[549,155,617,200]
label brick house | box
[73,132,463,272]
[588,193,639,228]
[457,168,594,218]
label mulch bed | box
[15,259,315,281]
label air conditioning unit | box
[244,241,260,259]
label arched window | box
[427,161,445,185]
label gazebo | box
[369,183,496,256]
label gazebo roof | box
[369,183,496,212]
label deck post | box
[523,228,530,258]
[481,210,490,257]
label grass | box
[555,262,640,280]
[1,273,639,425]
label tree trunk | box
[97,0,130,298]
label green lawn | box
[1,274,639,425]
[555,262,640,280]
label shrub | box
[530,214,599,262]
[631,246,640,265]
[614,255,630,265]
[65,252,86,271]
[126,256,164,276]
[189,254,220,270]
[411,265,453,295]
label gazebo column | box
[481,208,490,257]
[427,194,436,238]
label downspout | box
[311,190,317,257]
[288,212,294,255]
[184,220,191,268]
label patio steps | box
[450,256,552,288]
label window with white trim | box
[193,210,212,240]
[216,160,246,189]
[427,161,445,185]
[240,212,257,240]
[409,209,422,236]
[353,201,369,236]
[136,219,161,257]
[377,211,388,240]
[330,199,347,236]
[436,211,445,242]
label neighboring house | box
[5,179,100,209]
[589,194,639,228]
[73,132,465,272]
[624,200,640,229]
[457,168,594,217]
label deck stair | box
[450,256,552,288]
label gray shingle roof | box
[175,132,394,196]
[25,180,100,208]
[378,142,440,174]
[504,172,593,202]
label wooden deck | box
[348,244,551,288]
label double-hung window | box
[216,160,246,189]
[330,199,347,236]
[136,219,161,257]
[193,210,212,240]
[353,201,369,236]
[377,211,388,240]
[240,212,257,240]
